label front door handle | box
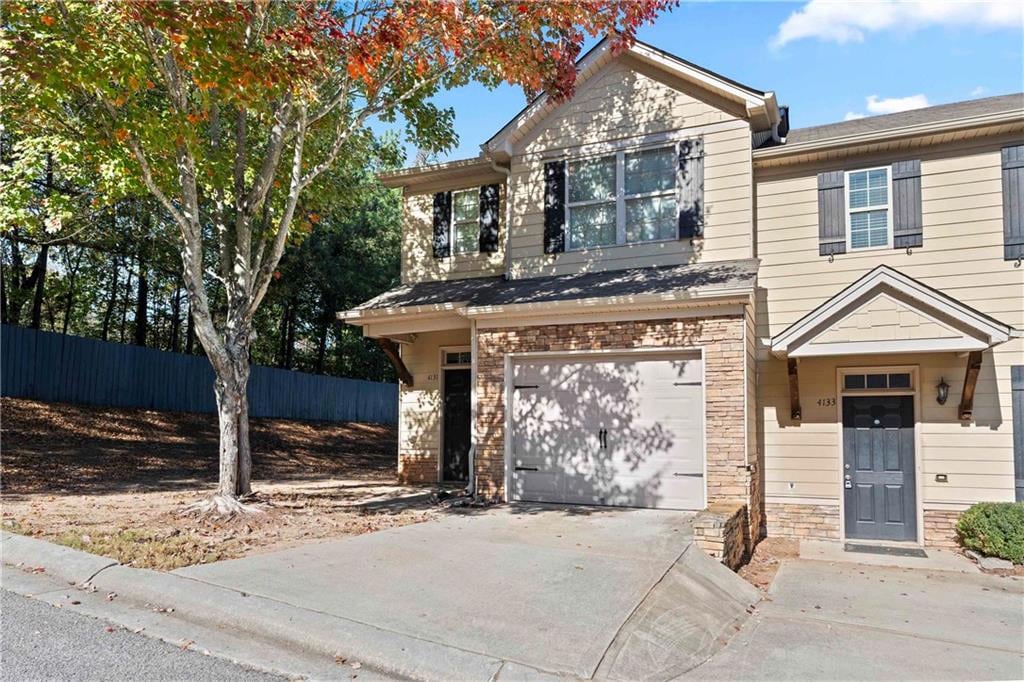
[598,428,607,449]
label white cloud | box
[970,85,989,97]
[865,94,930,114]
[772,0,1023,48]
[845,94,930,120]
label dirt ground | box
[1,398,440,570]
[738,536,800,591]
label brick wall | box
[923,509,961,549]
[765,502,840,540]
[474,315,752,509]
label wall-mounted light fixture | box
[936,377,950,405]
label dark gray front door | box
[843,395,917,541]
[442,368,471,482]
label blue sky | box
[377,1,1023,165]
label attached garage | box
[509,352,706,510]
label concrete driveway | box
[177,504,759,680]
[686,559,1024,681]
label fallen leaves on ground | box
[1,398,437,570]
[738,537,800,591]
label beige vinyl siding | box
[398,329,471,477]
[808,294,962,349]
[506,56,754,280]
[756,133,1024,510]
[401,189,506,284]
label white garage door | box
[510,353,705,510]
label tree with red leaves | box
[2,0,674,515]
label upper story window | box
[846,167,891,250]
[566,144,677,250]
[625,147,677,243]
[567,155,617,249]
[451,189,480,255]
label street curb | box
[1,531,526,681]
[1,531,118,586]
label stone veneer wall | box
[922,509,961,549]
[765,502,841,541]
[693,503,750,569]
[767,504,965,549]
[474,315,752,509]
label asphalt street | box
[1,590,283,681]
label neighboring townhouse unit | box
[342,36,1024,551]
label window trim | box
[450,188,480,257]
[844,166,893,252]
[564,143,678,252]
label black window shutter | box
[1013,365,1024,501]
[892,160,923,249]
[1002,144,1024,261]
[543,160,566,254]
[677,137,705,239]
[817,171,846,256]
[479,184,500,253]
[432,191,451,258]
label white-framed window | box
[624,146,677,243]
[845,167,891,251]
[566,144,676,250]
[451,189,479,255]
[567,155,617,249]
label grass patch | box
[52,529,227,571]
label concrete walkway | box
[176,504,758,680]
[685,559,1024,681]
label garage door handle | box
[673,472,704,478]
[515,466,539,472]
[673,381,701,386]
[514,384,538,390]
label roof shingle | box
[350,259,759,314]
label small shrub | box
[956,502,1024,564]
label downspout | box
[483,146,513,279]
[473,148,511,499]
[469,318,478,497]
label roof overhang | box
[770,265,1018,358]
[378,157,507,194]
[341,286,754,338]
[753,109,1024,168]
[483,37,776,159]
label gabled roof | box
[771,265,1018,358]
[483,36,779,157]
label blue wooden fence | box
[1,324,397,424]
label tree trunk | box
[101,257,120,341]
[0,256,7,325]
[284,296,297,369]
[276,299,290,368]
[185,304,195,355]
[119,269,133,343]
[211,342,252,498]
[315,316,328,374]
[28,243,48,330]
[169,278,182,352]
[134,233,149,347]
